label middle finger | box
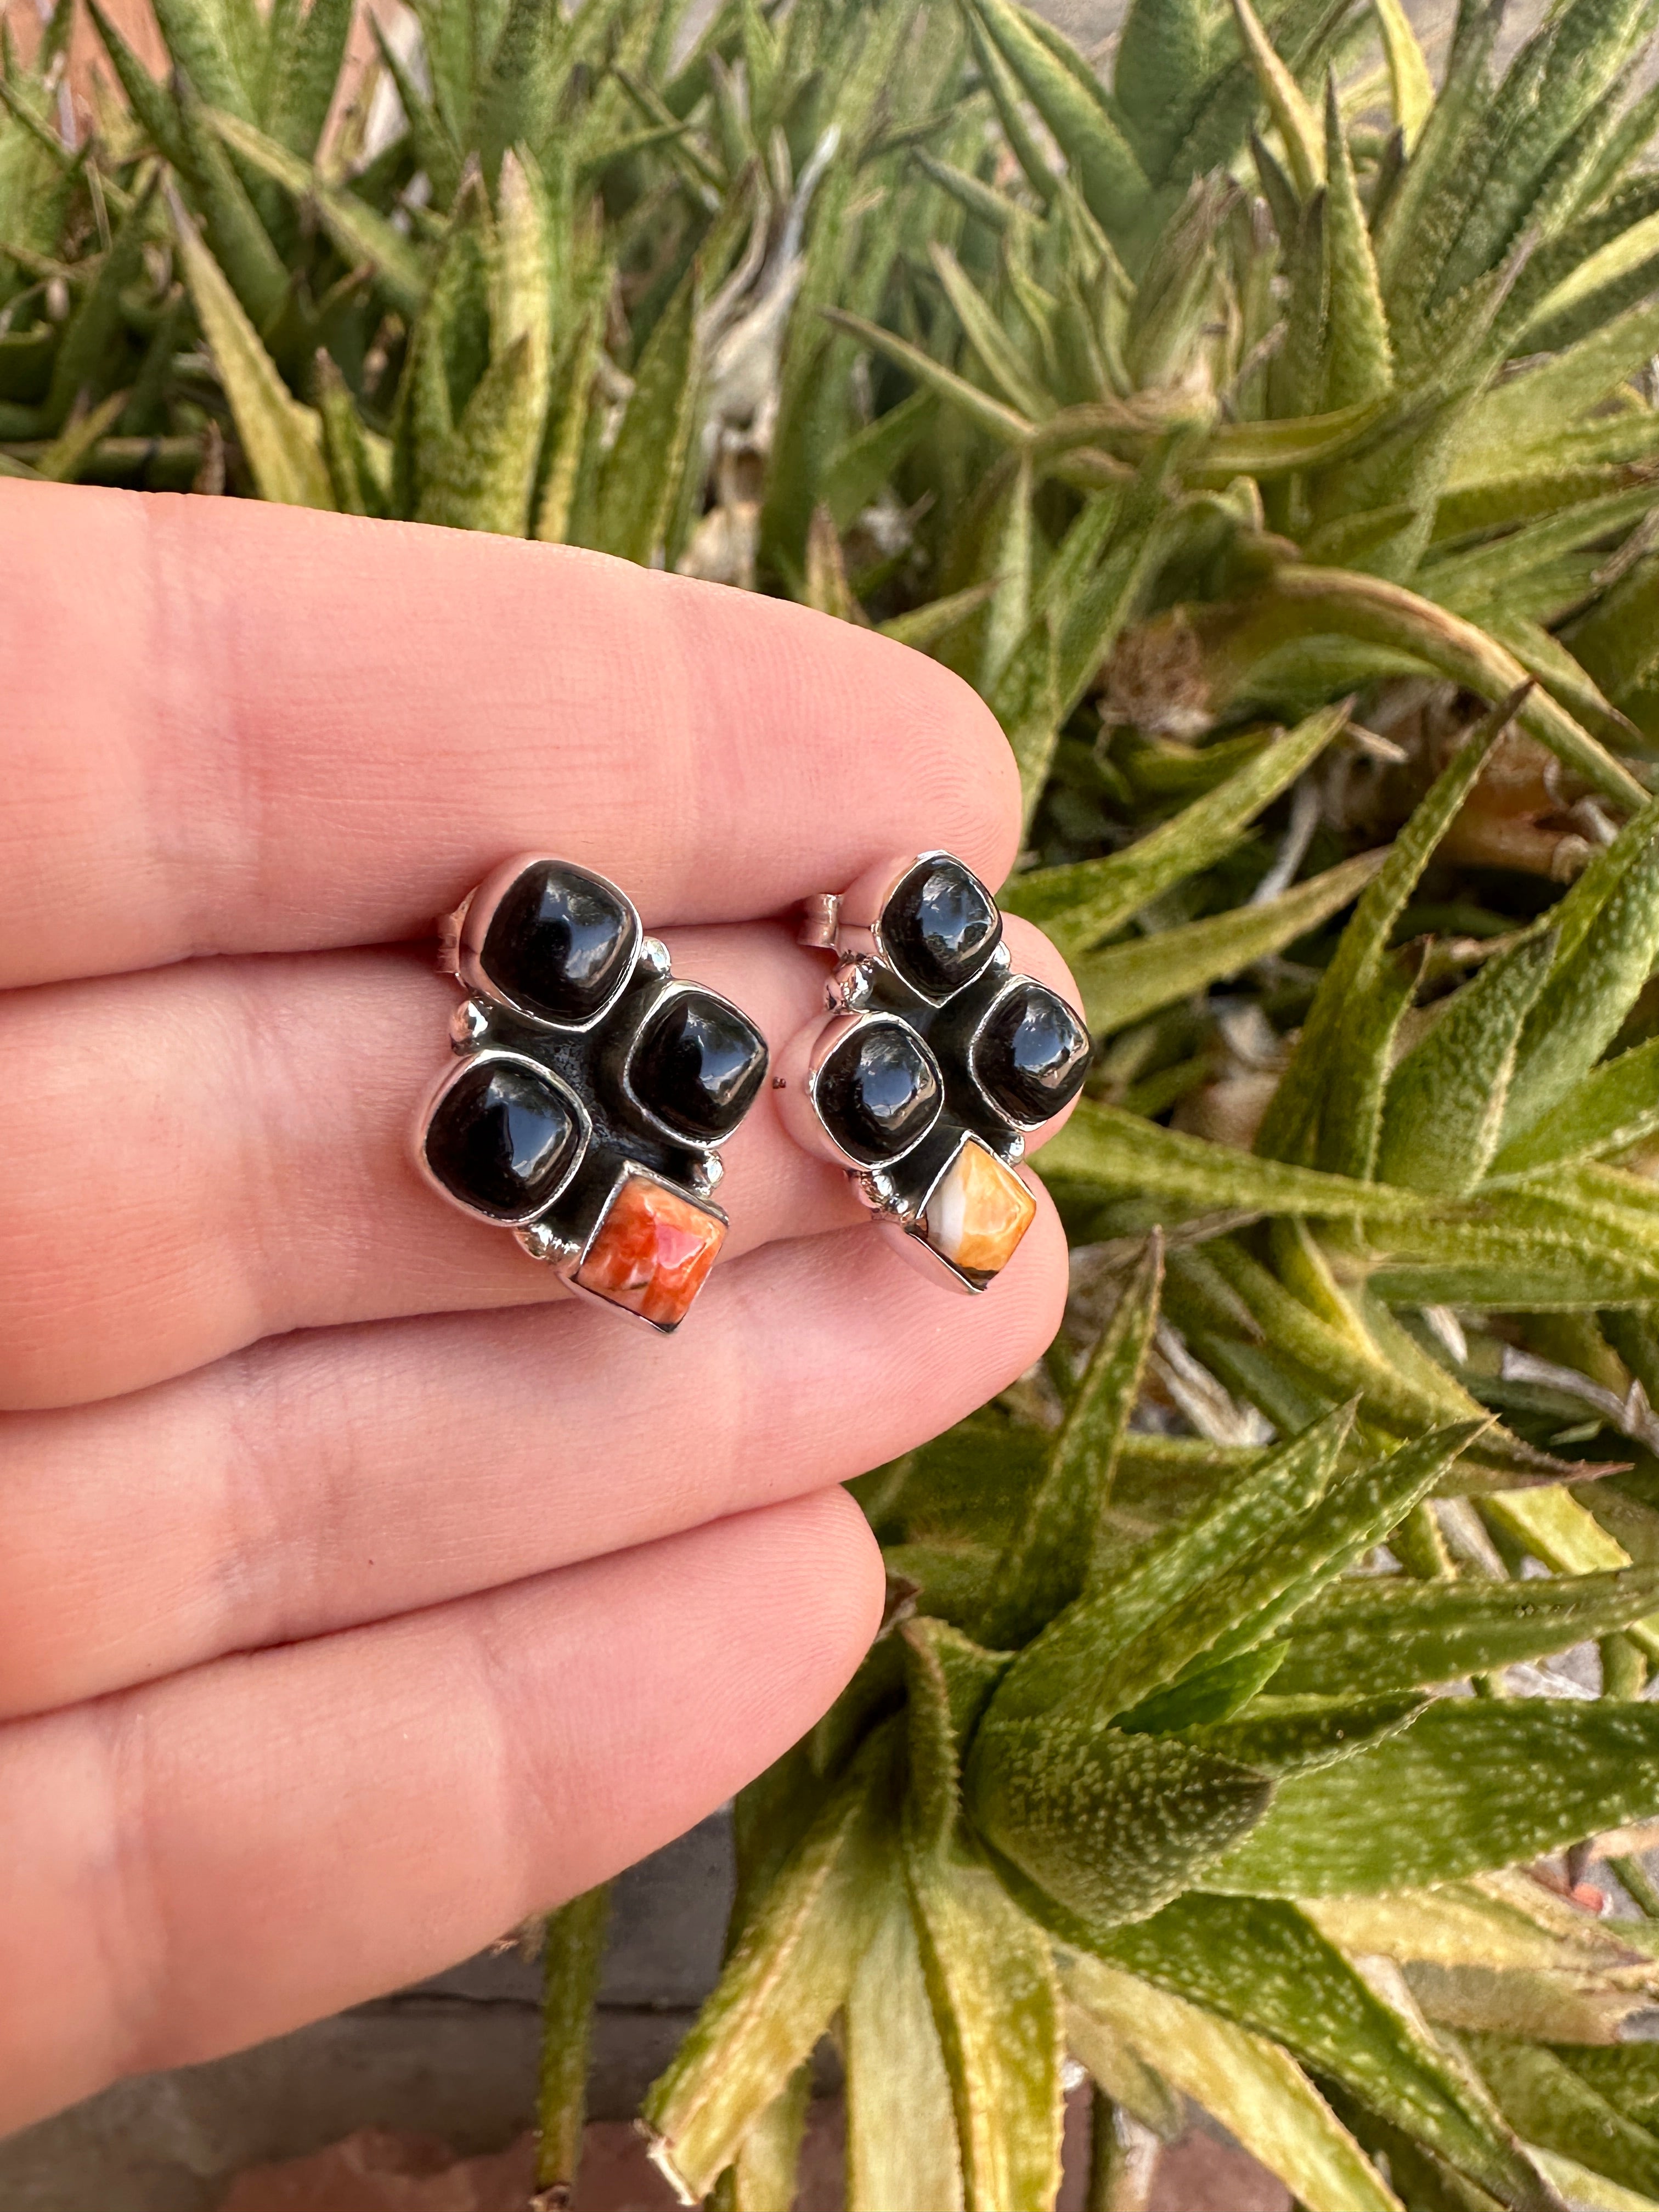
[0,915,1079,1408]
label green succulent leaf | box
[262,0,352,159]
[1378,933,1558,1197]
[1220,571,1646,807]
[1038,1097,1436,1224]
[979,1235,1163,1649]
[169,189,332,509]
[154,0,254,123]
[1256,692,1514,1166]
[534,1885,611,2196]
[713,2068,811,2212]
[1272,1564,1659,1696]
[1206,1700,1659,1897]
[1563,2049,1659,2132]
[1229,0,1322,199]
[596,262,701,565]
[961,0,1151,258]
[970,1712,1274,1928]
[314,351,390,517]
[1185,1692,1430,1777]
[904,1838,1065,2212]
[176,76,292,339]
[44,170,157,433]
[1064,1952,1407,2212]
[1177,1421,1491,1673]
[1116,1643,1288,1736]
[1489,1034,1659,1176]
[640,1731,898,2199]
[1198,396,1393,479]
[415,328,543,534]
[208,106,428,319]
[1464,2036,1659,2204]
[1070,850,1384,1035]
[1096,1894,1562,2210]
[1111,0,1208,183]
[85,0,188,166]
[991,604,1062,828]
[1007,702,1346,956]
[1373,0,1432,145]
[845,1889,966,2212]
[982,1402,1356,1731]
[902,1616,1012,1858]
[1502,835,1659,1146]
[1307,1870,1659,1977]
[1192,1241,1515,1466]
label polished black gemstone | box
[631,988,769,1142]
[425,1059,584,1218]
[479,860,639,1024]
[881,857,1002,998]
[816,1020,943,1164]
[973,981,1092,1125]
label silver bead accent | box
[1002,1130,1026,1164]
[450,996,492,1052]
[688,1153,726,1193]
[855,1167,907,1217]
[830,957,875,1012]
[638,936,673,979]
[988,941,1013,974]
[515,1221,577,1265]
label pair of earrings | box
[415,852,1091,1333]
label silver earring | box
[777,853,1089,1293]
[415,855,769,1332]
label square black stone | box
[479,859,640,1025]
[629,987,769,1142]
[815,1018,943,1165]
[879,856,1002,1000]
[971,980,1092,1126]
[424,1058,585,1219]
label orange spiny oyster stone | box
[922,1138,1037,1284]
[574,1171,726,1328]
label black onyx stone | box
[425,1059,584,1218]
[631,988,769,1142]
[816,1020,943,1165]
[881,857,1002,998]
[479,860,639,1024]
[974,981,1092,1125]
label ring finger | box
[0,1201,1069,1719]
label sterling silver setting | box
[415,854,769,1334]
[779,852,1091,1293]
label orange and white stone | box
[923,1139,1037,1282]
[574,1172,726,1328]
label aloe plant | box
[19,0,1659,2200]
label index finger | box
[0,482,1021,989]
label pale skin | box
[0,478,1083,2136]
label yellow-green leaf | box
[170,191,332,510]
[1065,1954,1404,2212]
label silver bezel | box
[618,978,769,1152]
[453,852,643,1035]
[965,972,1085,1133]
[567,1162,730,1336]
[414,1047,592,1229]
[883,1131,1035,1295]
[804,1009,946,1172]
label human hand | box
[0,480,1079,2133]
